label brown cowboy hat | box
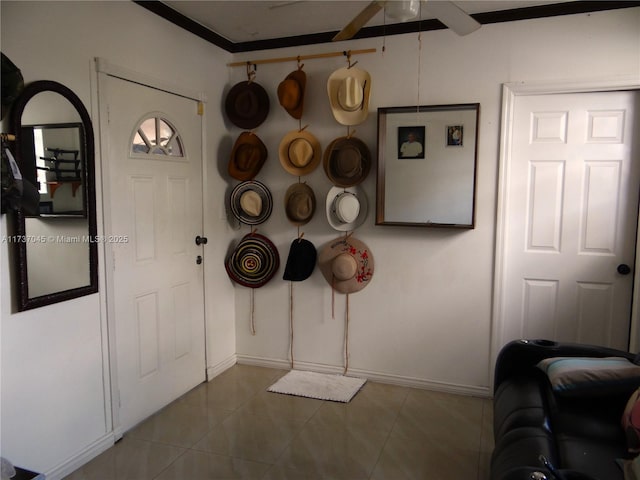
[277,68,306,120]
[317,235,374,294]
[278,129,322,177]
[284,182,316,226]
[228,132,268,181]
[323,136,371,187]
[225,81,270,129]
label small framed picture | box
[397,126,425,159]
[447,125,463,146]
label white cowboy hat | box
[327,66,371,126]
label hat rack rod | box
[227,48,376,67]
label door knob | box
[195,235,208,246]
[618,264,632,275]
[196,255,203,265]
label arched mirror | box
[10,80,97,311]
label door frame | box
[491,77,640,390]
[95,58,208,439]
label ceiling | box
[136,1,639,52]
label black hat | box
[225,81,270,129]
[283,238,317,282]
[1,53,24,120]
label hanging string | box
[331,277,336,320]
[382,5,387,55]
[250,289,256,335]
[344,293,350,375]
[289,281,294,369]
[416,1,423,114]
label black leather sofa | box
[490,339,640,480]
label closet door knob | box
[618,264,632,275]
[195,235,208,246]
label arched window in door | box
[131,115,184,157]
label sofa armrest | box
[494,339,635,393]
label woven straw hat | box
[279,129,322,176]
[230,180,273,225]
[317,235,374,294]
[225,232,280,288]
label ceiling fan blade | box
[332,0,385,42]
[425,1,481,36]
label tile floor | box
[65,364,494,480]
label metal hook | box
[246,62,257,83]
[344,50,358,69]
[297,56,304,70]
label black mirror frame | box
[10,80,98,311]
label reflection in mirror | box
[10,80,97,311]
[376,104,479,228]
[23,123,86,216]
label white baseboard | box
[44,433,115,480]
[206,353,237,380]
[236,355,491,398]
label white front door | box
[499,89,640,350]
[103,75,206,432]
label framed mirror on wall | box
[376,103,479,228]
[9,80,98,311]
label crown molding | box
[134,1,640,53]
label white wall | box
[1,1,639,477]
[0,1,235,476]
[228,8,640,391]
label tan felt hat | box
[323,136,371,187]
[279,129,322,176]
[284,182,316,226]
